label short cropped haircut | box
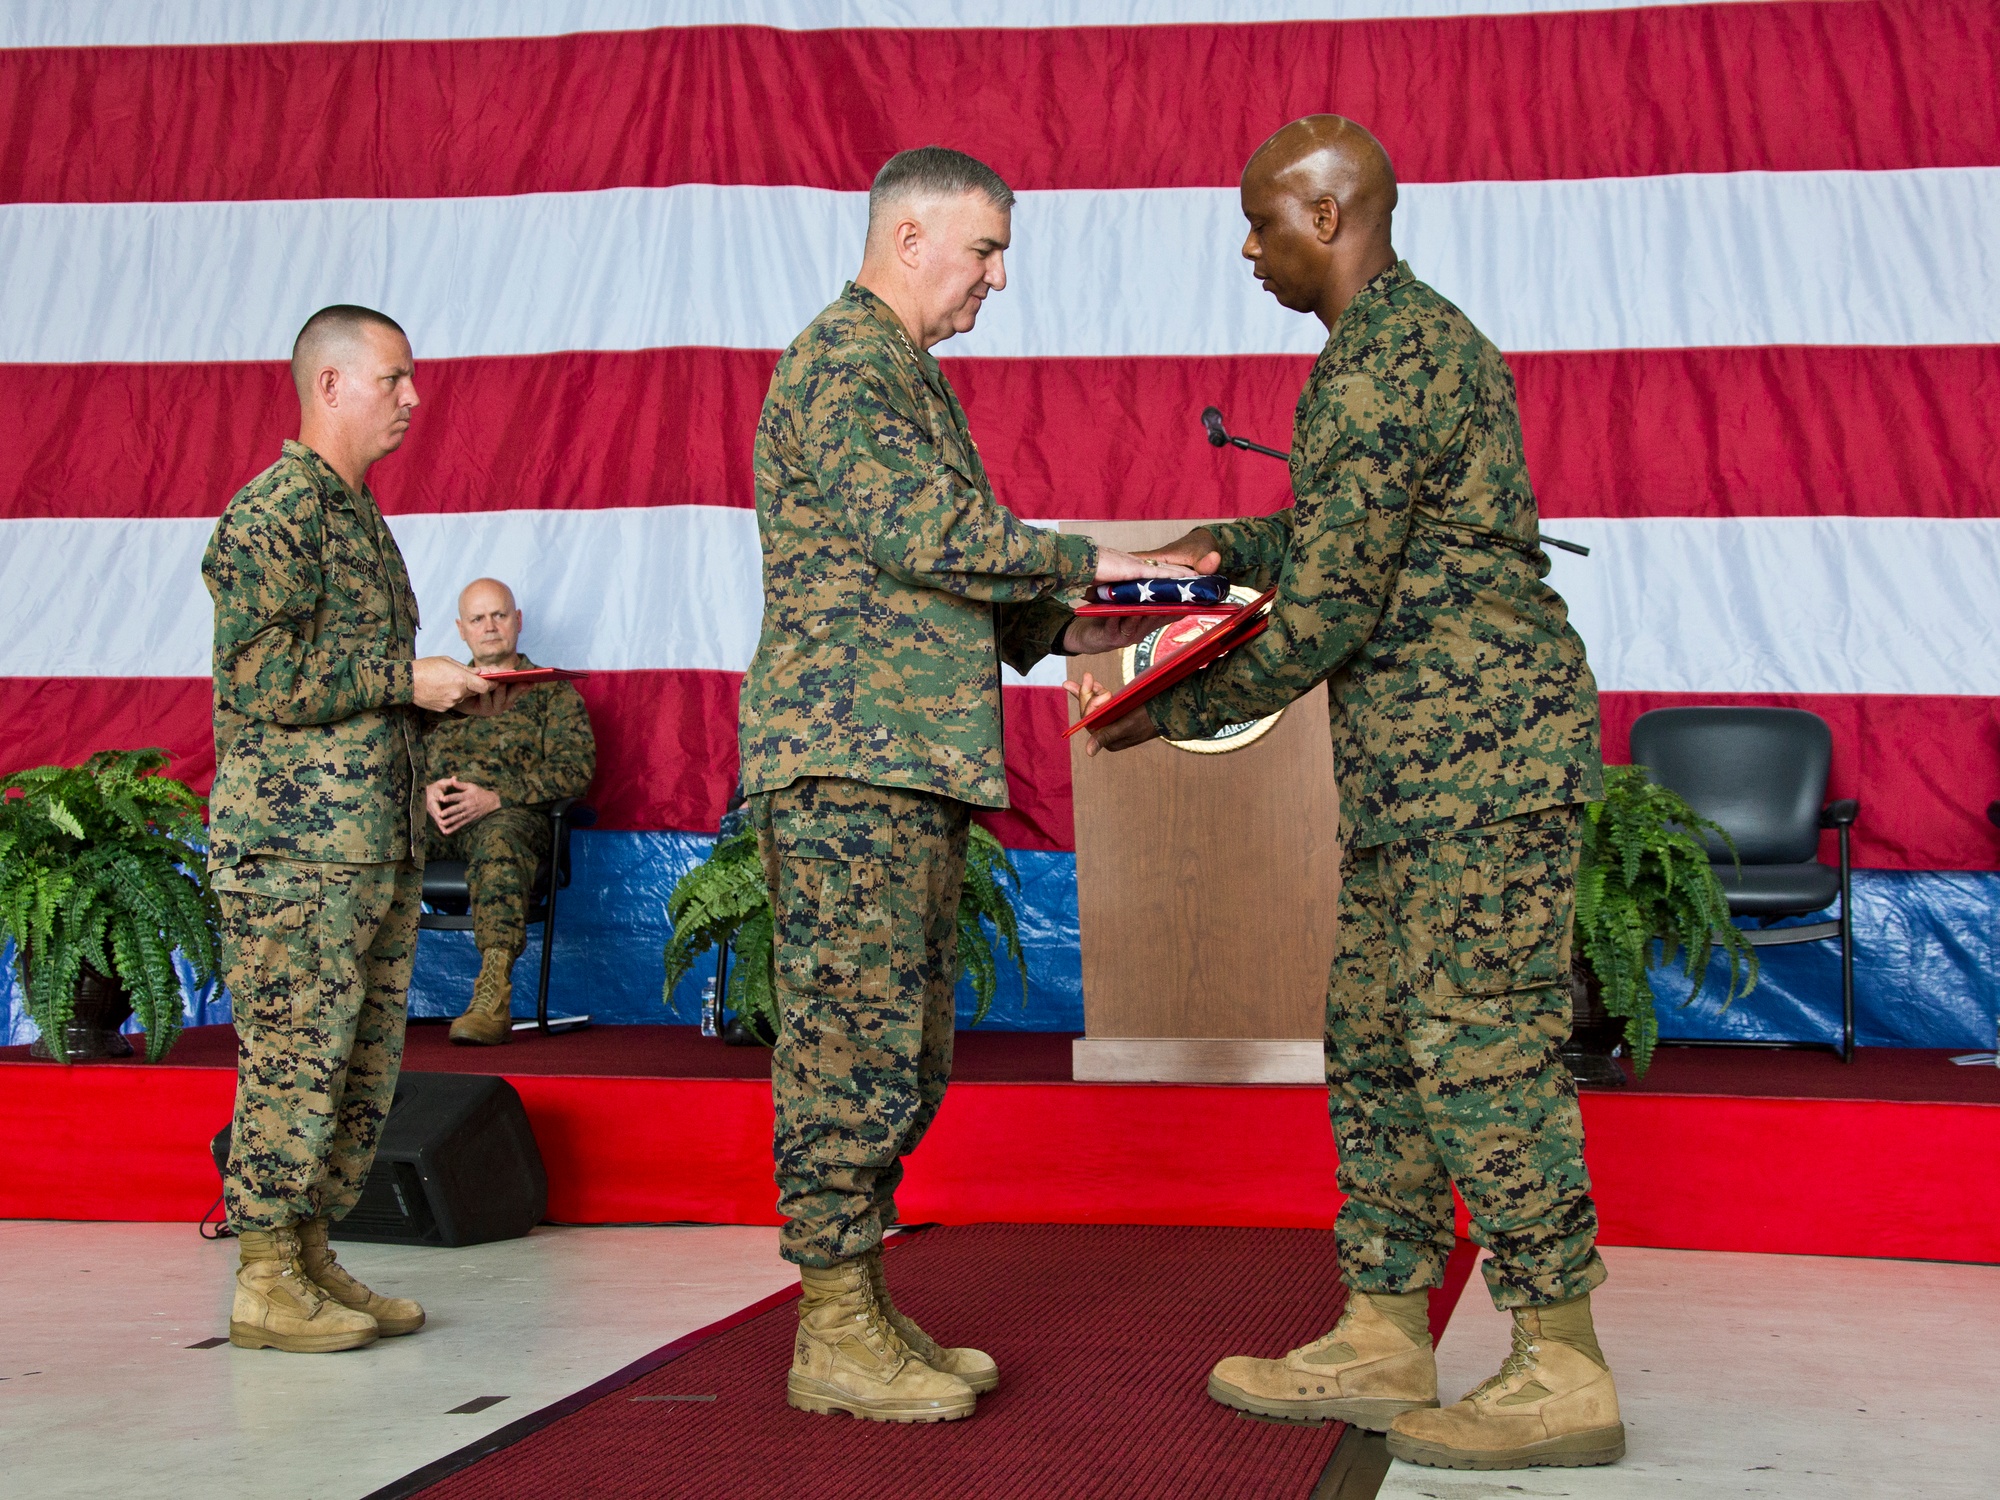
[867,146,1015,227]
[293,304,405,360]
[290,304,408,399]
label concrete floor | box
[0,1220,796,1500]
[3,1227,1994,1498]
[1381,1246,2000,1500]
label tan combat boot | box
[1208,1289,1438,1430]
[229,1225,379,1353]
[864,1246,999,1394]
[299,1217,426,1336]
[1387,1294,1624,1470]
[449,949,514,1045]
[786,1260,977,1423]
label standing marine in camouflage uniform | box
[1072,118,1623,1471]
[739,146,1189,1423]
[422,577,596,1045]
[205,305,513,1353]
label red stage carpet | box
[375,1224,1475,1500]
[4,1025,1997,1264]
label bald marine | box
[1087,112,1626,1473]
[1239,114,1400,328]
[455,577,524,672]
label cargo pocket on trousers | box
[771,855,892,1002]
[1437,824,1568,999]
[216,860,319,1030]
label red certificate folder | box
[1065,587,1277,738]
[477,667,590,684]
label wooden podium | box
[1062,520,1341,1084]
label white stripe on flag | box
[3,172,1993,363]
[0,509,763,679]
[1546,517,2000,697]
[9,511,2000,697]
[0,0,1776,49]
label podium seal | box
[1119,586,1284,755]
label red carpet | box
[382,1225,1475,1500]
[4,1026,1996,1264]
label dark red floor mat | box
[3,1021,1078,1082]
[397,1223,1445,1500]
[15,1022,1991,1101]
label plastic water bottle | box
[699,976,720,1038]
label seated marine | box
[423,577,595,1045]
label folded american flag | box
[1087,577,1233,606]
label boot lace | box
[858,1296,913,1362]
[277,1251,329,1312]
[1466,1322,1539,1404]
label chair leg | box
[534,910,556,1031]
[526,862,589,1035]
[1838,823,1855,1063]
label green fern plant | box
[1575,764,1759,1075]
[0,749,221,1062]
[662,823,1030,1039]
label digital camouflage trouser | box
[752,777,970,1268]
[1329,806,1606,1309]
[215,856,422,1231]
[424,808,551,959]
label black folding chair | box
[1629,707,1859,1061]
[419,798,597,1035]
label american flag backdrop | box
[2,1,1997,1043]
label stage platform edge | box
[3,1052,1995,1265]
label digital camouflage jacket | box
[1148,261,1601,848]
[739,282,1099,808]
[423,655,596,808]
[203,439,425,867]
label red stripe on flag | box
[7,346,1998,523]
[0,674,1071,851]
[1512,346,2000,523]
[1007,688,2000,872]
[2,3,1993,203]
[0,350,775,522]
[3,677,1996,870]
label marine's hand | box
[1061,613,1155,657]
[423,777,454,832]
[1134,528,1223,577]
[431,776,502,835]
[1094,546,1202,583]
[413,656,497,713]
[1064,671,1163,758]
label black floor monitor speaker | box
[209,1072,547,1246]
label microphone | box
[1198,405,1290,462]
[1198,404,1590,557]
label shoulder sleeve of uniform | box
[204,461,414,726]
[203,463,327,659]
[792,341,1097,601]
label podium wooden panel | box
[1061,520,1341,1084]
